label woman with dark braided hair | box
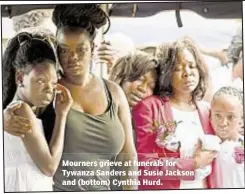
[51,5,136,191]
[3,30,73,192]
[4,4,137,191]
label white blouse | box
[171,106,210,189]
[4,119,53,192]
[216,135,244,188]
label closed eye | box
[37,79,45,85]
[52,83,57,88]
[59,47,69,54]
[138,76,145,82]
[174,67,182,71]
[190,64,197,68]
[77,47,88,53]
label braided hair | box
[213,86,243,105]
[2,31,56,109]
[52,4,110,40]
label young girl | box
[4,4,137,191]
[3,31,73,192]
[210,86,244,188]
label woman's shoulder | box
[103,79,141,106]
[133,95,169,112]
[103,78,121,92]
[139,95,168,106]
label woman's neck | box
[13,91,28,104]
[61,72,93,89]
[169,93,196,111]
[171,92,192,103]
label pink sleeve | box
[132,101,156,154]
[132,100,195,189]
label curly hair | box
[154,40,209,104]
[109,50,158,86]
[2,30,56,109]
[52,4,110,40]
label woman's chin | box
[182,85,197,93]
[66,67,83,77]
[37,100,52,107]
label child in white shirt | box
[210,86,244,188]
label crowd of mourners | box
[2,4,244,192]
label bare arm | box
[180,35,228,65]
[11,84,72,177]
[107,81,138,190]
[18,106,67,177]
[232,57,243,80]
[227,25,243,64]
[200,48,228,65]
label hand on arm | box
[132,101,208,183]
[4,101,32,138]
[10,84,73,177]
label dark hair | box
[52,4,110,40]
[213,86,243,105]
[2,31,56,109]
[18,27,56,44]
[154,40,208,103]
[109,50,158,86]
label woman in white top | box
[132,39,217,190]
[155,40,215,189]
[210,86,244,188]
[3,31,73,192]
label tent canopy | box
[1,2,242,19]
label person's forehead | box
[57,28,89,44]
[182,48,193,58]
[212,94,241,109]
[176,48,195,62]
[29,63,56,75]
